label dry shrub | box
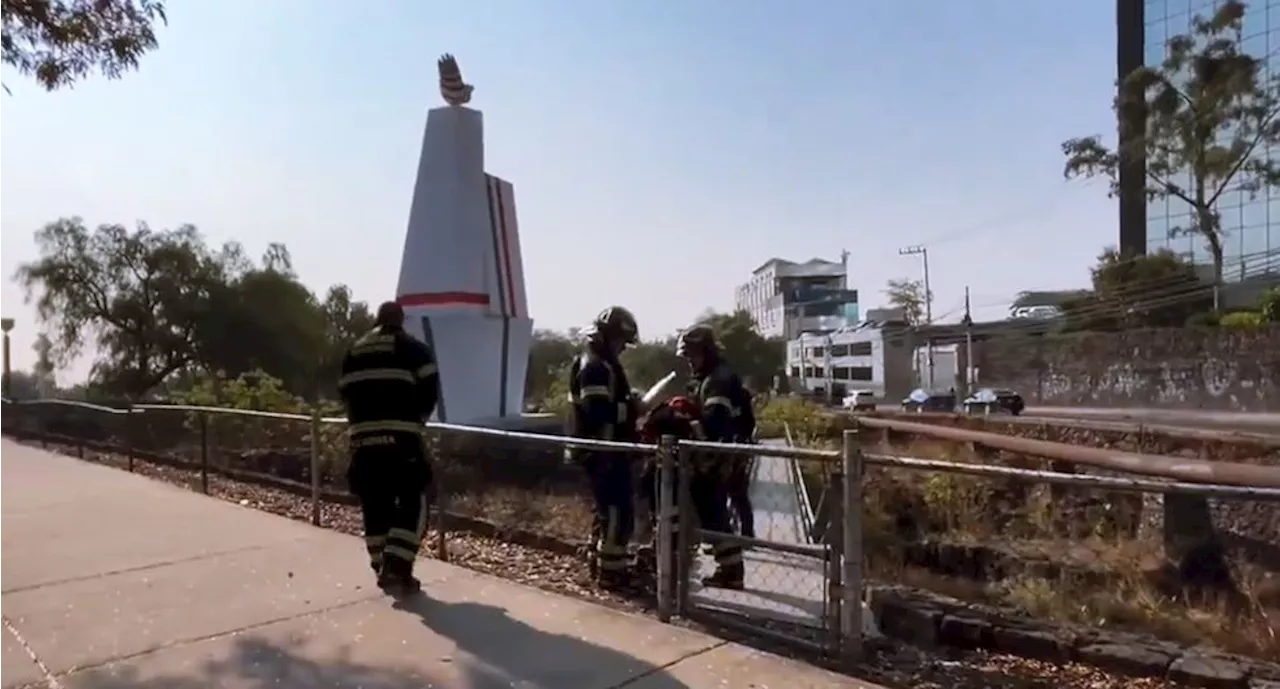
[809,431,1280,660]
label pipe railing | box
[874,409,1280,447]
[6,397,1280,669]
[783,422,818,544]
[858,416,1280,488]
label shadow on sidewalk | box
[65,610,692,689]
[393,595,694,689]
[66,636,446,689]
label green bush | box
[162,370,347,481]
[756,395,837,442]
[1219,310,1264,329]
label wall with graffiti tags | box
[975,327,1280,411]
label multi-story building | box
[785,322,915,402]
[734,255,860,339]
[1119,0,1280,276]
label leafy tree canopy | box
[2,0,166,91]
[883,278,932,326]
[1062,0,1280,307]
[14,217,374,399]
[1058,248,1211,331]
[16,217,787,408]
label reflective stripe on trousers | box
[384,491,429,563]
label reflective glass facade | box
[1143,0,1280,278]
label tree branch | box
[1207,103,1280,207]
[1145,169,1200,211]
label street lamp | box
[1,317,14,399]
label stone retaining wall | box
[869,585,1280,689]
[974,327,1280,412]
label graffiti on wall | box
[978,327,1280,412]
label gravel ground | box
[16,438,1200,689]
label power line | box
[951,249,1280,334]
[969,273,1276,338]
[909,178,1104,247]
[974,247,1280,313]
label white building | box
[735,255,860,339]
[912,343,960,392]
[785,322,913,401]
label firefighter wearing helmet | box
[676,324,756,590]
[567,306,642,589]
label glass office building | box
[1142,0,1280,279]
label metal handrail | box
[10,396,1279,497]
[11,395,1280,667]
[880,409,1280,447]
[858,415,1280,488]
[680,438,839,463]
[866,453,1280,502]
[5,398,132,415]
[426,421,654,453]
[1009,415,1280,446]
[132,403,313,421]
[783,422,817,544]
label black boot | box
[596,568,632,592]
[379,560,423,597]
[701,564,745,590]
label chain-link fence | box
[6,397,1280,669]
[668,438,847,656]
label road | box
[0,438,881,689]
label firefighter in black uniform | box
[726,396,758,541]
[677,324,754,589]
[568,306,641,589]
[338,301,440,596]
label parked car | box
[900,388,957,413]
[962,387,1025,416]
[842,390,877,412]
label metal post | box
[922,250,934,390]
[1,317,13,399]
[826,463,845,656]
[2,333,11,397]
[431,430,449,561]
[198,412,210,495]
[657,435,677,623]
[676,445,695,616]
[963,286,974,399]
[841,428,865,665]
[309,405,322,526]
[126,407,137,472]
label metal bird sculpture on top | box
[437,54,474,107]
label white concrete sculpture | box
[396,54,532,425]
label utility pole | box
[898,245,934,389]
[824,332,834,405]
[1,317,14,399]
[962,286,974,398]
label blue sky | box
[1,0,1119,382]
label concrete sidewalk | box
[0,439,879,689]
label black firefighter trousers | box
[690,463,745,576]
[347,446,433,580]
[643,460,744,570]
[585,452,634,577]
[726,457,755,539]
